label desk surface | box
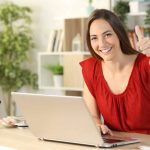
[0,127,150,150]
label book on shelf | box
[47,29,64,53]
[46,29,57,52]
[129,27,145,50]
[58,30,64,52]
[54,29,64,52]
[52,30,58,52]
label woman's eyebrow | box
[102,30,112,35]
[90,30,112,37]
[90,35,96,37]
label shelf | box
[128,12,146,16]
[39,51,91,56]
[39,86,83,91]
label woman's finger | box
[101,124,113,135]
[135,25,144,42]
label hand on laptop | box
[97,123,113,135]
[0,116,16,128]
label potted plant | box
[0,2,38,115]
[113,0,130,30]
[45,64,64,87]
[88,0,93,5]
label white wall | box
[0,0,111,71]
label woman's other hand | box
[135,25,150,57]
[0,116,16,128]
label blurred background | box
[0,0,149,116]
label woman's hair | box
[86,9,138,60]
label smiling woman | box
[89,19,121,61]
[80,9,150,135]
[86,9,137,61]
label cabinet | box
[38,17,91,94]
[38,52,90,92]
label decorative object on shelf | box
[144,4,150,36]
[129,0,150,14]
[72,33,82,52]
[86,0,94,16]
[45,64,64,87]
[0,2,38,115]
[113,0,129,30]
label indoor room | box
[0,0,150,149]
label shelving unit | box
[38,52,91,92]
[37,17,91,95]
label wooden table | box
[0,127,149,150]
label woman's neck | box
[102,54,137,73]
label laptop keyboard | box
[102,135,128,144]
[103,138,125,144]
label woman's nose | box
[98,38,106,47]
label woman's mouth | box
[100,47,112,54]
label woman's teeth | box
[100,47,112,53]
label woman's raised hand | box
[135,25,150,57]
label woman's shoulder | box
[79,57,98,68]
[136,53,150,67]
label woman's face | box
[89,19,121,61]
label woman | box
[80,9,150,135]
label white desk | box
[0,127,150,150]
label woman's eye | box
[91,37,97,41]
[105,33,112,38]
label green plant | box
[0,2,38,115]
[113,0,129,30]
[88,0,93,4]
[144,4,150,36]
[45,64,64,75]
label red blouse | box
[80,54,150,134]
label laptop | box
[12,92,140,148]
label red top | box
[80,54,150,134]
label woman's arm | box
[83,81,113,135]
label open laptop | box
[12,92,140,148]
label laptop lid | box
[12,92,140,148]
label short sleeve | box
[137,54,150,90]
[79,57,97,98]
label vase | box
[53,75,63,87]
[86,4,94,16]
